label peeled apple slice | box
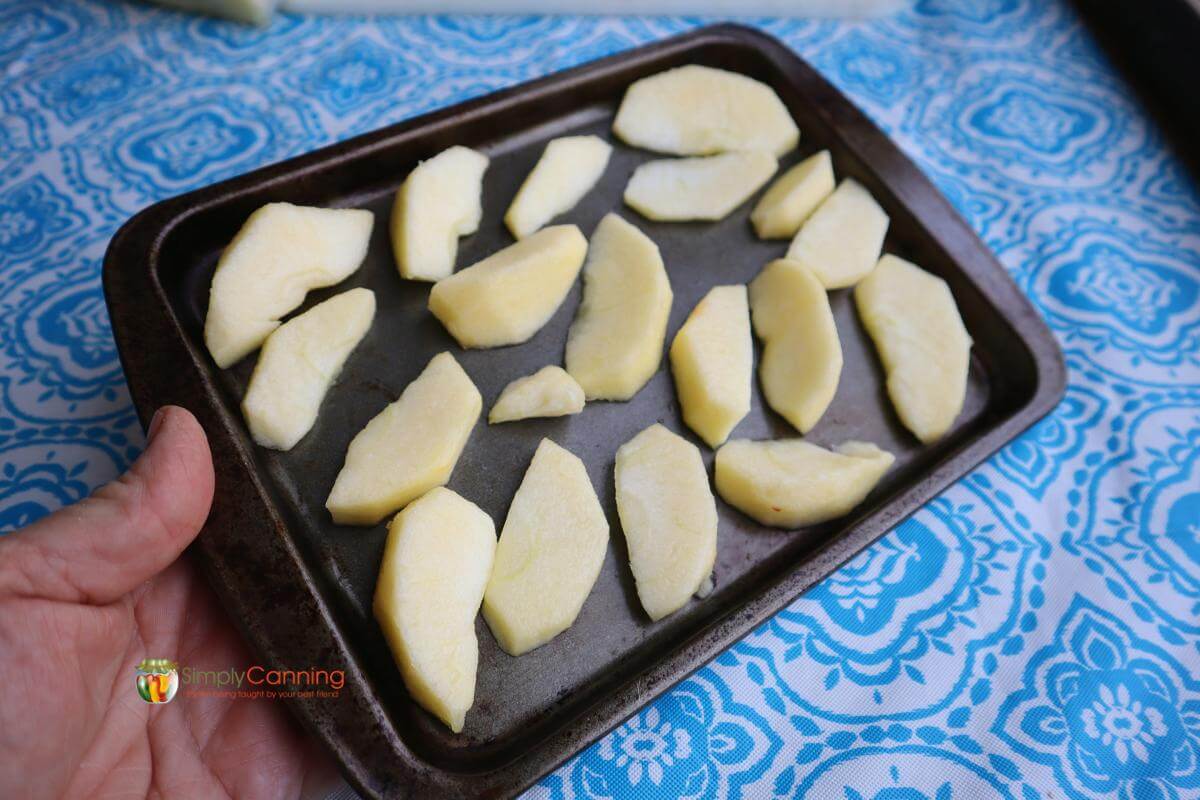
[750,150,835,239]
[326,352,481,526]
[428,225,587,348]
[373,487,496,733]
[204,203,373,368]
[614,424,718,621]
[489,366,585,424]
[565,214,673,400]
[855,254,972,443]
[714,439,894,528]
[241,288,375,451]
[482,439,609,655]
[748,259,842,434]
[786,179,889,288]
[669,285,752,448]
[612,64,799,157]
[505,136,613,239]
[391,146,489,282]
[623,152,777,222]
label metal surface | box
[102,25,1066,799]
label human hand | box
[0,406,338,800]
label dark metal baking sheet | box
[102,24,1066,799]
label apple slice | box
[505,136,613,239]
[326,352,481,526]
[669,285,752,448]
[715,439,894,528]
[612,64,799,157]
[373,487,496,733]
[623,151,777,222]
[204,203,373,368]
[482,439,609,655]
[750,150,835,239]
[241,288,375,451]
[391,146,489,282]
[786,179,889,288]
[489,366,585,424]
[428,225,587,348]
[565,214,673,400]
[748,259,842,434]
[856,254,972,443]
[615,424,717,621]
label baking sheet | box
[103,25,1065,798]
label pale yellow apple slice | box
[505,136,612,239]
[204,202,373,368]
[488,366,585,424]
[750,150,835,239]
[241,288,375,451]
[623,151,777,222]
[715,439,894,528]
[855,254,973,443]
[373,487,496,733]
[482,439,609,655]
[565,214,673,400]
[326,352,481,526]
[615,424,717,621]
[612,64,799,157]
[748,259,842,434]
[669,285,752,448]
[428,225,587,348]
[391,146,489,282]
[786,179,889,288]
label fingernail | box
[147,407,167,443]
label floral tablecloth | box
[3,1,1200,798]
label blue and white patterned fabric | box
[3,2,1199,798]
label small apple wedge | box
[204,202,373,368]
[748,259,842,434]
[715,439,894,528]
[505,136,613,239]
[855,254,973,443]
[489,366,585,424]
[750,150,835,239]
[326,352,481,526]
[373,487,496,733]
[565,214,673,400]
[786,179,889,288]
[612,64,799,157]
[615,424,717,621]
[623,151,777,222]
[483,439,609,656]
[391,146,489,282]
[669,285,752,448]
[428,225,587,348]
[241,288,375,451]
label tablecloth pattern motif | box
[2,1,1199,798]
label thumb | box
[0,405,215,605]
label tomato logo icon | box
[136,659,179,704]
